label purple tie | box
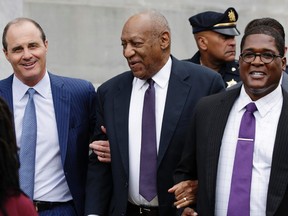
[139,79,157,202]
[227,102,257,216]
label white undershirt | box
[13,72,72,201]
[215,84,283,216]
[128,57,171,206]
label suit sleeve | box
[88,82,98,142]
[209,73,226,95]
[85,87,112,215]
[173,71,224,183]
[174,103,199,183]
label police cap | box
[189,7,240,36]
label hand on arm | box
[168,180,198,209]
[89,126,111,163]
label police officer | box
[184,7,241,88]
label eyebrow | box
[11,42,40,52]
[242,48,276,53]
[11,45,23,52]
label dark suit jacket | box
[175,86,288,216]
[0,72,97,216]
[85,56,225,216]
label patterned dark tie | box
[139,79,157,202]
[227,102,257,216]
[19,88,37,199]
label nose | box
[228,37,236,46]
[123,44,135,58]
[22,48,33,59]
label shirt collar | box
[13,71,51,101]
[133,56,172,90]
[238,83,282,117]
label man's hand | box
[89,126,111,163]
[181,207,198,216]
[168,180,198,209]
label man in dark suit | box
[183,7,241,88]
[85,10,225,216]
[0,18,96,215]
[174,25,288,215]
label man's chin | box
[245,84,278,98]
[224,52,236,61]
[225,56,236,62]
[131,70,145,79]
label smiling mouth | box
[129,61,142,70]
[22,61,36,69]
[129,60,139,65]
[250,71,266,78]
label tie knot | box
[147,78,154,86]
[27,88,36,97]
[246,102,257,113]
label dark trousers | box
[34,201,76,216]
[126,202,159,216]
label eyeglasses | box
[240,52,282,64]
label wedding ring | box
[183,197,187,201]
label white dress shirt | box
[128,57,172,206]
[215,84,283,216]
[13,72,72,201]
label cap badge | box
[228,9,236,22]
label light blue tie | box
[19,88,37,199]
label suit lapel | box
[0,75,14,112]
[266,89,288,216]
[157,57,192,167]
[114,73,133,176]
[49,73,71,165]
[205,88,240,206]
[157,72,190,166]
[281,72,288,93]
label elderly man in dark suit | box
[85,10,225,216]
[174,24,288,216]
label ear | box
[159,31,170,50]
[44,40,48,53]
[197,35,208,50]
[281,57,287,71]
[2,48,9,61]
